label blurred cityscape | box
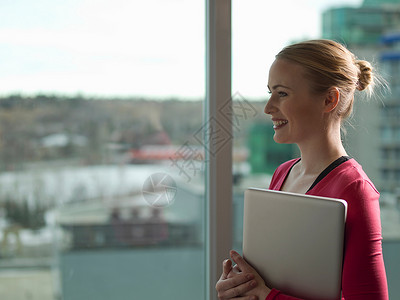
[0,0,400,299]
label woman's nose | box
[264,98,274,115]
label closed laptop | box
[243,188,347,300]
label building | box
[247,123,297,174]
[323,0,400,46]
[379,33,400,194]
[322,0,400,191]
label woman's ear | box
[324,87,340,113]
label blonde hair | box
[276,39,374,120]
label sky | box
[0,0,363,99]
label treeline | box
[0,95,205,171]
[0,94,266,171]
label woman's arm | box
[339,180,388,300]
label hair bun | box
[355,60,373,91]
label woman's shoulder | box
[323,158,379,197]
[339,159,377,186]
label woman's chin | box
[273,135,292,144]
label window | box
[1,1,400,299]
[231,1,400,299]
[0,1,206,299]
[382,126,393,143]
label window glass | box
[232,0,400,299]
[0,1,206,299]
[382,126,393,143]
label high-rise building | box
[323,1,400,46]
[322,0,400,192]
[379,33,400,193]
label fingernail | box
[246,274,254,280]
[230,250,237,256]
[250,280,257,287]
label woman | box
[215,40,389,300]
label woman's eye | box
[268,90,287,97]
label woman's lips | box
[272,119,288,129]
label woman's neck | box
[296,126,347,176]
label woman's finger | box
[226,264,241,279]
[230,250,253,273]
[222,259,232,279]
[233,264,241,273]
[217,276,258,299]
[216,272,255,291]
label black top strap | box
[307,156,351,192]
[286,156,351,193]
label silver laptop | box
[243,188,347,300]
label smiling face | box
[264,58,328,145]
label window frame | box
[206,1,233,299]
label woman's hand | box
[216,256,258,300]
[215,250,271,300]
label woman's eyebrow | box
[268,84,292,90]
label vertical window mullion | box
[206,1,232,299]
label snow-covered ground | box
[0,163,178,207]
